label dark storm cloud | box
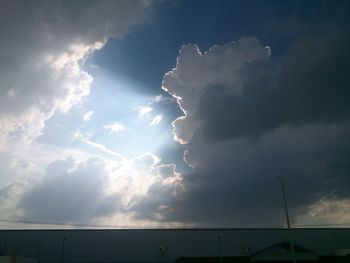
[131,163,185,222]
[323,146,350,198]
[135,8,350,226]
[134,122,350,226]
[199,32,350,141]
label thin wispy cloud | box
[150,114,163,126]
[83,111,94,122]
[137,106,153,117]
[73,130,123,159]
[154,95,162,102]
[104,122,126,134]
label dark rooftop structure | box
[0,228,350,263]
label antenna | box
[278,176,296,263]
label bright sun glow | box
[77,71,171,158]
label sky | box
[0,0,350,228]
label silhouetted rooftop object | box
[251,241,317,262]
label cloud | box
[154,95,163,102]
[304,198,350,225]
[73,130,123,159]
[162,38,271,144]
[0,0,152,147]
[150,114,163,126]
[104,121,126,134]
[142,33,350,227]
[197,33,350,142]
[9,158,34,172]
[0,154,184,225]
[83,110,94,122]
[17,157,123,223]
[131,163,185,222]
[137,106,153,117]
[0,181,27,220]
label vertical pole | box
[217,235,223,263]
[37,241,41,263]
[278,176,296,263]
[61,237,67,263]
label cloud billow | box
[162,37,271,144]
[153,33,350,227]
[198,33,350,142]
[13,154,183,226]
[19,157,121,223]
